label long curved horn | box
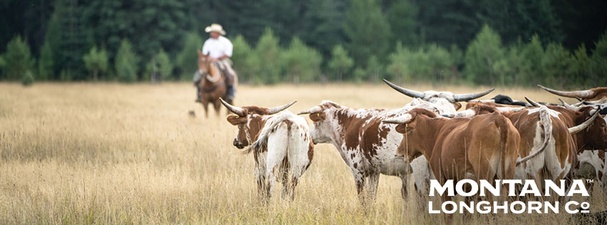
[558,98,570,107]
[382,114,413,124]
[297,107,319,115]
[445,109,478,118]
[568,109,600,134]
[383,79,425,99]
[558,98,580,110]
[219,98,245,116]
[538,84,594,99]
[268,101,297,115]
[525,97,542,107]
[452,88,495,102]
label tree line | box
[0,0,606,87]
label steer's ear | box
[453,102,462,110]
[226,114,245,125]
[384,114,414,133]
[395,123,414,133]
[309,112,326,122]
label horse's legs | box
[214,101,221,117]
[202,100,209,118]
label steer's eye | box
[309,112,325,122]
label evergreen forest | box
[1,0,606,87]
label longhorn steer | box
[384,108,520,224]
[538,86,607,191]
[300,99,458,204]
[298,81,495,204]
[299,100,416,204]
[455,102,580,191]
[536,103,607,154]
[220,99,314,202]
[381,79,496,196]
[542,103,607,193]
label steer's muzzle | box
[233,138,245,149]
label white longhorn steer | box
[220,98,314,202]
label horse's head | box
[197,50,221,83]
[197,50,211,75]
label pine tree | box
[520,35,545,86]
[282,37,322,83]
[571,44,592,86]
[42,2,62,80]
[302,0,346,58]
[344,0,391,67]
[37,43,53,81]
[541,43,574,87]
[57,0,87,80]
[83,46,109,81]
[4,36,35,81]
[327,45,354,81]
[175,32,203,80]
[254,28,282,84]
[590,32,607,86]
[387,42,413,82]
[464,25,505,85]
[158,49,173,82]
[231,35,253,83]
[387,0,420,47]
[114,39,139,83]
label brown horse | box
[196,50,232,118]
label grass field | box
[0,82,604,224]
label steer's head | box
[298,100,342,144]
[525,97,607,151]
[383,108,438,162]
[220,98,296,149]
[578,106,607,150]
[383,79,495,111]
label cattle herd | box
[218,80,607,223]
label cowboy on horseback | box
[194,23,237,103]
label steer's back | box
[439,112,519,181]
[254,111,313,174]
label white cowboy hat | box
[205,23,226,35]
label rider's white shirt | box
[202,36,233,59]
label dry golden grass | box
[0,82,604,224]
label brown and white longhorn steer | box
[538,85,607,192]
[384,108,520,224]
[544,103,607,193]
[299,100,453,204]
[220,98,314,202]
[297,81,495,204]
[299,101,413,204]
[454,102,579,197]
